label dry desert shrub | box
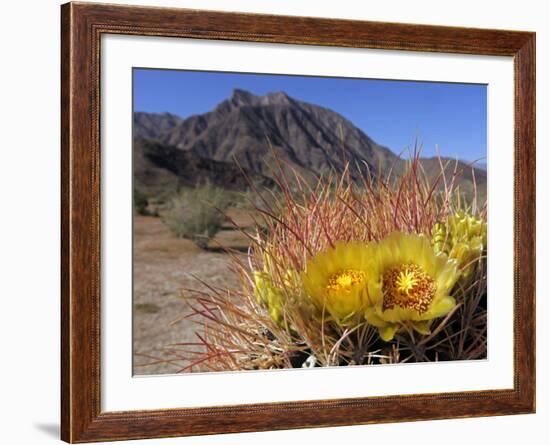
[161,182,233,249]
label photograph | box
[132,69,488,376]
[54,2,537,441]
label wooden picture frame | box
[61,2,535,442]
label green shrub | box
[134,188,149,215]
[162,183,232,248]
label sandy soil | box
[133,212,251,375]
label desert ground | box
[133,211,251,375]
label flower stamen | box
[382,264,436,314]
[326,269,365,293]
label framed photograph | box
[61,2,535,442]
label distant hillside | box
[134,89,486,199]
[413,157,486,202]
[134,138,275,197]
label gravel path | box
[133,215,248,375]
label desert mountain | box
[134,89,486,198]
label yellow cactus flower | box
[365,232,459,341]
[253,270,285,324]
[301,242,375,325]
[432,211,487,279]
[253,250,299,326]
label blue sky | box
[133,68,487,163]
